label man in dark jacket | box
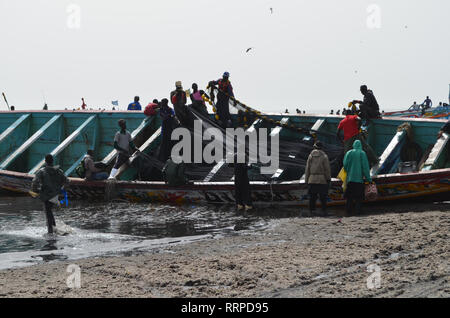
[353,85,381,121]
[170,81,193,128]
[211,72,236,128]
[31,154,69,234]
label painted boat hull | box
[384,106,450,119]
[1,169,449,207]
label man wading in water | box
[31,154,68,234]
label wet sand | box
[0,203,448,298]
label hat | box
[175,81,182,88]
[223,72,230,78]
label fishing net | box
[130,100,343,182]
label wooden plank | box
[371,130,406,176]
[204,119,262,182]
[303,118,325,143]
[29,115,96,174]
[115,127,162,179]
[0,114,31,145]
[101,117,153,165]
[0,114,62,170]
[268,118,290,180]
[421,133,449,171]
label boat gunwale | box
[0,110,447,124]
[1,168,449,191]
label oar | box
[2,92,10,110]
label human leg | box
[44,201,55,234]
[319,191,328,215]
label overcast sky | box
[0,0,449,113]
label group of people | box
[410,97,449,113]
[305,85,380,217]
[29,77,450,234]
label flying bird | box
[246,47,254,53]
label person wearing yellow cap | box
[170,81,193,128]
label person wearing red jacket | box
[337,109,378,166]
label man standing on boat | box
[337,110,378,166]
[211,72,236,128]
[128,96,142,111]
[190,83,209,117]
[422,96,433,110]
[170,81,193,128]
[353,85,381,121]
[31,154,69,234]
[109,119,139,179]
[158,98,177,163]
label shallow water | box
[0,196,300,270]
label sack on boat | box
[364,182,378,201]
[162,159,188,186]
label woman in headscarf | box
[343,139,372,216]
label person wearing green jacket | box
[343,140,372,216]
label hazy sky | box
[0,0,449,113]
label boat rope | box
[203,84,314,137]
[203,84,341,140]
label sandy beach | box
[0,203,448,298]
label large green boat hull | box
[0,110,448,207]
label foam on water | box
[0,197,295,270]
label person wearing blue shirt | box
[422,96,432,109]
[128,96,142,111]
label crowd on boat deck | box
[28,76,450,233]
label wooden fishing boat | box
[383,105,450,119]
[0,110,449,207]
